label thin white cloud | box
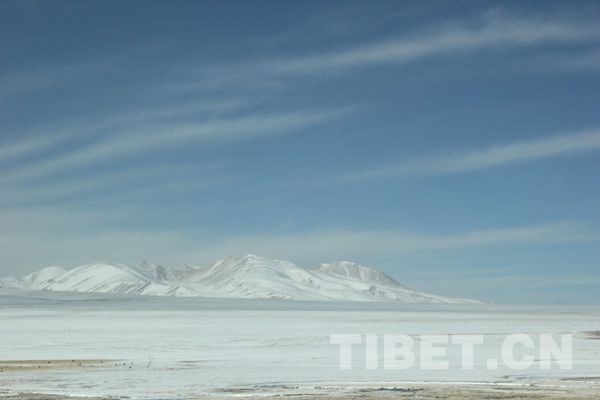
[0,163,227,207]
[175,12,600,92]
[0,97,253,165]
[0,133,71,162]
[0,56,119,101]
[0,216,596,276]
[405,270,600,303]
[0,107,347,186]
[100,97,252,128]
[192,221,599,264]
[541,48,600,70]
[343,129,600,181]
[269,16,600,74]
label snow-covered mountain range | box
[0,254,479,303]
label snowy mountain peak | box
[135,260,168,283]
[315,261,400,287]
[22,265,67,284]
[227,254,294,268]
[3,255,481,303]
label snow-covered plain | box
[0,292,599,399]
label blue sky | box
[1,0,600,304]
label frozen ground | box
[0,291,599,399]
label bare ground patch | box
[2,380,600,400]
[207,380,600,400]
[0,360,115,372]
[582,330,600,340]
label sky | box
[1,0,600,304]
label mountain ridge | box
[0,254,480,304]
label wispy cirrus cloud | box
[0,133,72,163]
[0,97,253,165]
[268,15,600,75]
[0,107,348,187]
[342,129,600,181]
[0,216,596,275]
[0,56,121,101]
[0,163,229,207]
[194,220,600,264]
[173,12,600,94]
[540,48,600,70]
[404,268,600,304]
